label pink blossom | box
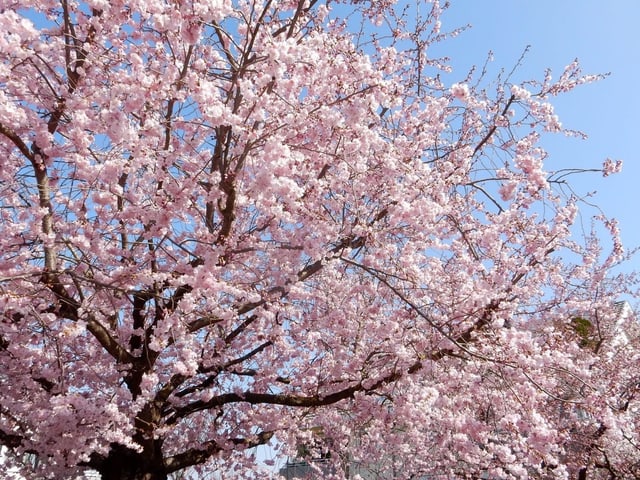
[0,1,635,479]
[450,82,470,100]
[602,158,623,176]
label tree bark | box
[93,443,168,480]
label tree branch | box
[472,94,516,157]
[164,431,274,473]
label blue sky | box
[434,1,640,271]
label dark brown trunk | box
[94,443,167,480]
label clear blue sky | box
[435,1,640,270]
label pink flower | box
[450,82,470,100]
[499,180,518,201]
[602,158,623,176]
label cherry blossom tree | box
[0,0,637,478]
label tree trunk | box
[94,443,168,480]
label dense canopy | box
[0,1,638,479]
